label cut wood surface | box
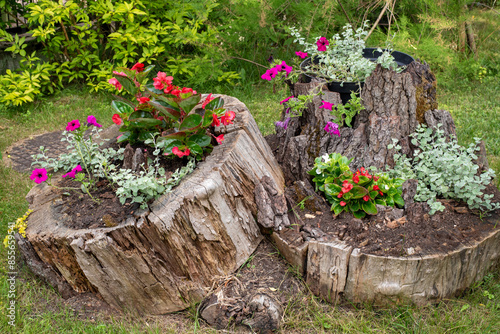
[20,95,284,315]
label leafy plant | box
[290,22,402,83]
[309,153,404,219]
[109,63,234,158]
[387,124,500,214]
[0,0,239,107]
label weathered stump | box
[267,61,500,306]
[18,95,284,314]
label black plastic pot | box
[300,48,414,104]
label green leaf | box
[324,183,342,196]
[352,210,366,219]
[332,202,344,215]
[362,200,378,215]
[187,141,203,156]
[129,118,163,128]
[369,190,379,199]
[158,139,182,154]
[135,65,155,83]
[375,198,386,206]
[203,97,224,111]
[393,193,405,207]
[117,131,137,143]
[145,83,165,95]
[350,185,369,199]
[138,131,156,142]
[129,110,152,120]
[178,94,201,114]
[386,196,395,207]
[179,114,202,131]
[349,201,360,213]
[114,75,138,96]
[161,131,187,140]
[112,100,134,115]
[188,134,211,147]
[202,109,214,127]
[149,100,181,120]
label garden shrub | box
[0,0,239,107]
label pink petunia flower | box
[295,51,308,59]
[280,96,294,105]
[66,119,80,131]
[319,100,335,110]
[317,37,329,52]
[324,121,340,137]
[276,61,293,76]
[30,168,48,184]
[87,115,102,128]
[62,165,83,179]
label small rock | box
[304,214,316,219]
[315,211,323,215]
[386,220,399,229]
[453,207,468,214]
[406,247,415,255]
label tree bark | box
[19,95,284,315]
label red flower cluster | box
[211,110,236,127]
[172,147,190,158]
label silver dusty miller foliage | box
[387,124,499,215]
[290,22,401,83]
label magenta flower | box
[324,121,340,137]
[62,165,83,179]
[280,96,294,105]
[319,100,335,110]
[87,115,102,128]
[261,67,279,81]
[276,61,293,76]
[275,117,291,130]
[295,51,308,59]
[317,37,329,52]
[30,168,48,184]
[66,119,80,131]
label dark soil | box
[56,141,194,230]
[284,182,500,257]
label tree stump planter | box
[17,95,284,315]
[266,62,500,306]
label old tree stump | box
[17,96,285,315]
[266,62,500,306]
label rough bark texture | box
[306,214,500,306]
[405,61,438,124]
[20,95,284,315]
